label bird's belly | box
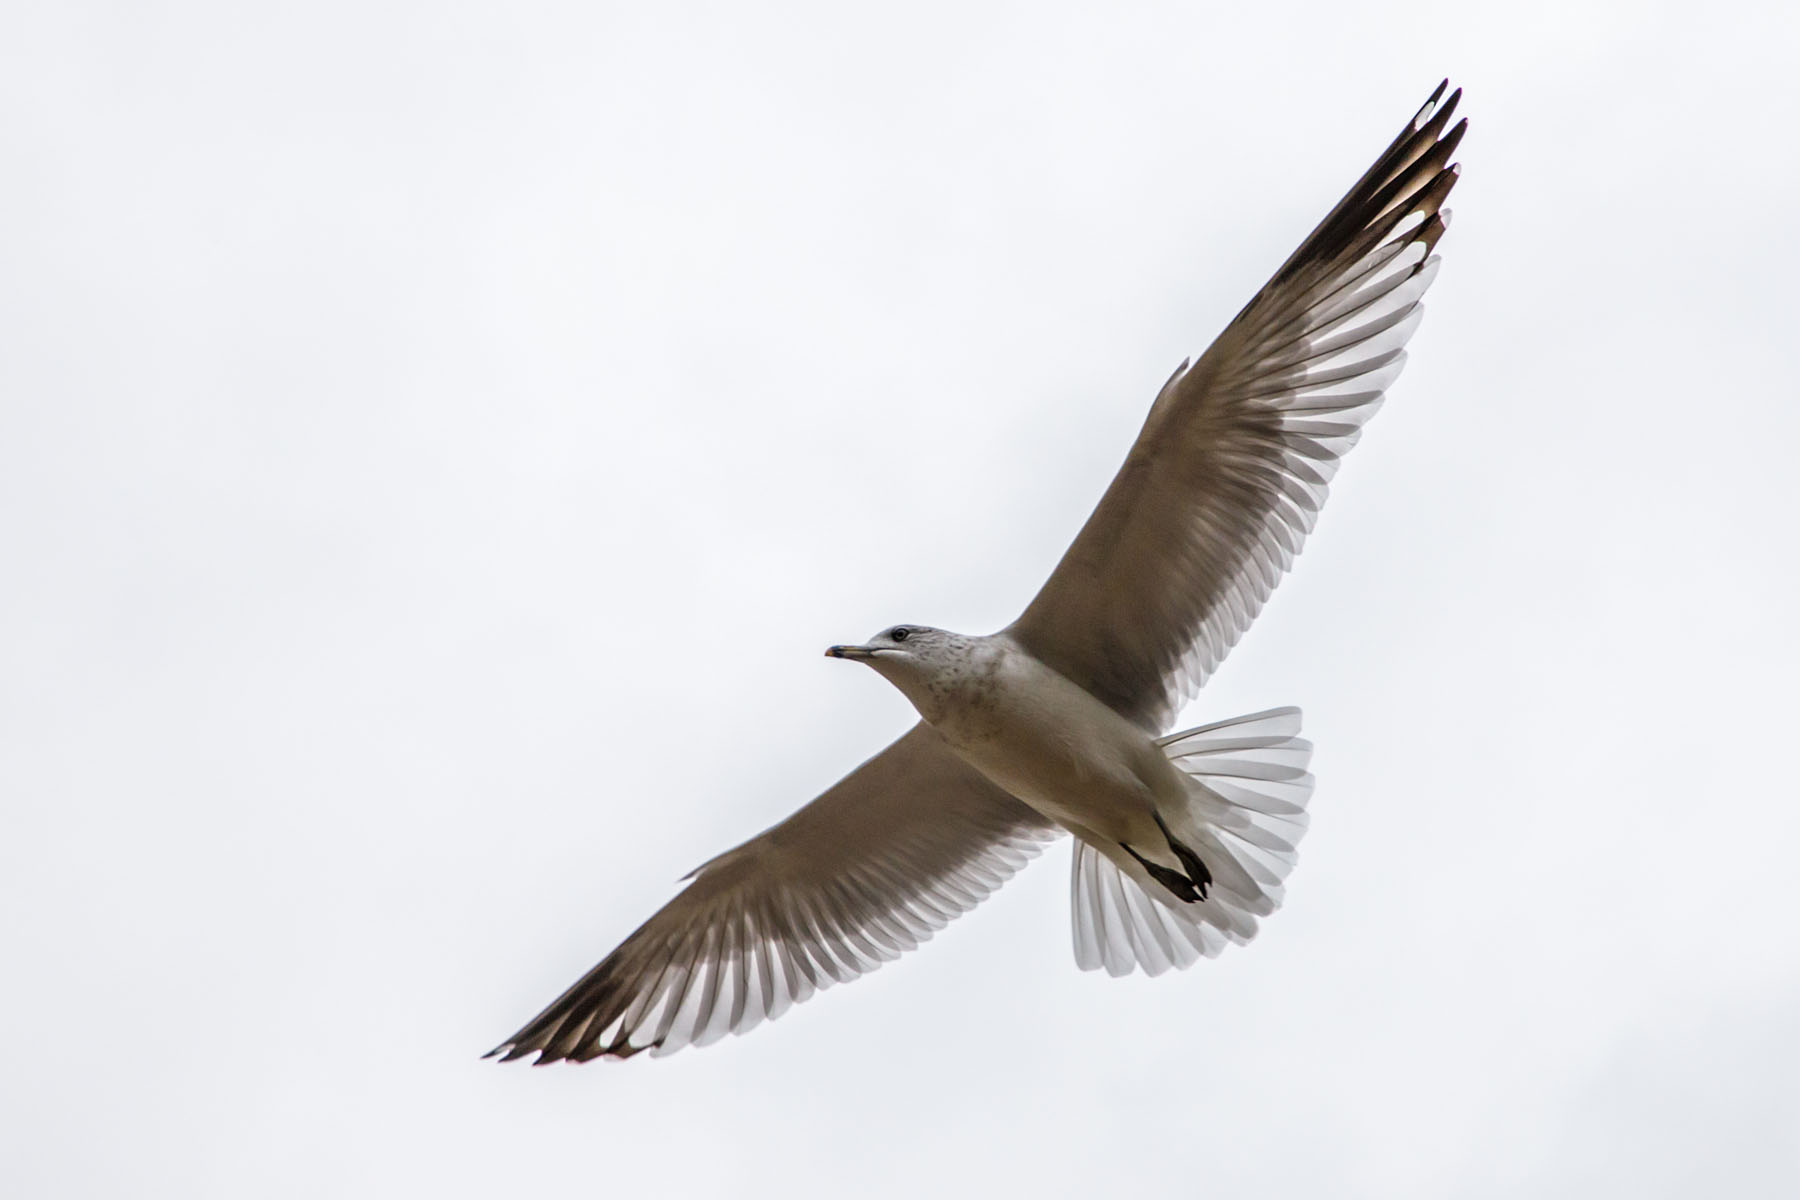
[933,682,1160,846]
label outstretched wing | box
[1009,82,1465,730]
[488,723,1058,1063]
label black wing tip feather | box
[1257,80,1466,306]
[485,1025,638,1066]
[486,987,631,1065]
[1414,79,1457,130]
[1351,79,1468,226]
[483,1034,550,1064]
[483,1038,546,1064]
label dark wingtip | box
[483,1039,546,1064]
[1415,81,1464,136]
[1415,79,1449,126]
[485,1033,643,1066]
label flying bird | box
[490,82,1464,1064]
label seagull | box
[489,82,1464,1064]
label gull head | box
[826,624,953,666]
[826,625,983,717]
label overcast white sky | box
[4,1,1798,1196]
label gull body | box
[830,627,1183,871]
[490,81,1466,1063]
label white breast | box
[931,637,1170,846]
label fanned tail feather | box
[1070,706,1314,977]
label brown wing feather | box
[488,723,1058,1064]
[1009,83,1466,729]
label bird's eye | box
[890,627,910,642]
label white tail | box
[1070,707,1315,977]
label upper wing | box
[1008,82,1466,730]
[488,723,1059,1063]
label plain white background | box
[4,2,1797,1195]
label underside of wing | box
[488,724,1059,1063]
[1010,82,1466,729]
